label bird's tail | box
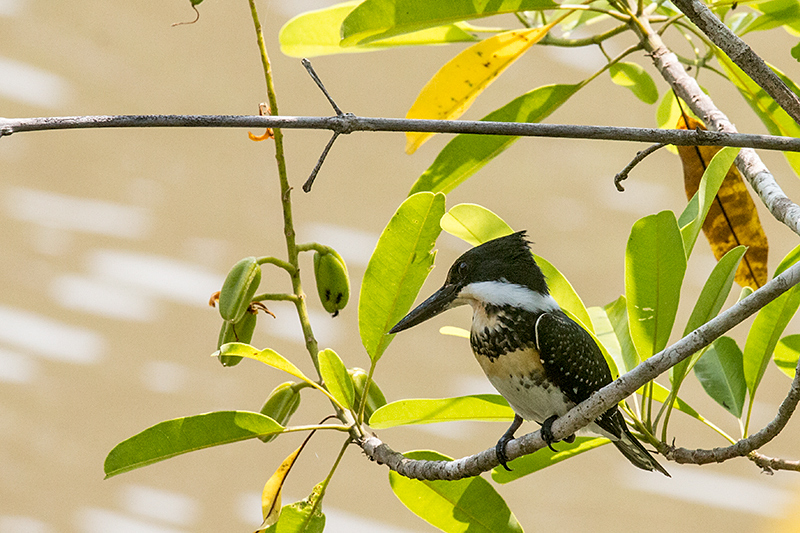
[612,425,670,477]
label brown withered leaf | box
[676,115,768,289]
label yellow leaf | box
[405,13,572,154]
[676,116,768,289]
[255,444,305,532]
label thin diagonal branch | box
[669,0,800,125]
[360,262,800,480]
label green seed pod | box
[348,368,387,422]
[219,256,262,323]
[313,250,349,316]
[259,381,301,443]
[216,309,258,367]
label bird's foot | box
[495,414,523,472]
[540,415,560,452]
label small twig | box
[302,58,344,116]
[303,131,340,193]
[614,142,666,191]
[171,4,200,26]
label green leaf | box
[318,348,355,410]
[792,40,800,62]
[743,243,800,396]
[440,203,592,329]
[409,84,580,195]
[679,146,742,257]
[774,334,800,378]
[670,246,746,386]
[341,0,558,45]
[359,192,446,362]
[216,343,314,385]
[278,1,477,58]
[104,411,284,478]
[694,336,746,418]
[609,62,658,104]
[716,52,800,178]
[369,395,514,428]
[588,306,623,379]
[625,210,687,358]
[263,483,326,533]
[389,450,523,533]
[742,0,800,34]
[603,295,639,372]
[491,437,609,482]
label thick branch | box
[360,262,800,480]
[669,0,800,125]
[1,114,800,153]
[658,355,800,470]
[640,21,800,237]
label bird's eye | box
[458,261,467,273]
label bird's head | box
[389,231,557,334]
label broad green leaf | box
[716,52,800,178]
[369,395,515,428]
[774,334,800,378]
[359,192,446,362]
[609,62,658,104]
[625,211,687,358]
[792,40,800,62]
[440,203,593,329]
[679,147,742,257]
[694,336,746,418]
[742,0,800,34]
[279,1,477,58]
[104,411,283,478]
[670,246,746,386]
[604,296,639,372]
[408,84,581,193]
[318,348,355,410]
[588,306,623,379]
[743,243,800,396]
[491,437,609,482]
[216,343,314,384]
[405,21,569,153]
[389,450,523,533]
[263,483,326,533]
[341,0,558,45]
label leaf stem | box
[256,256,297,274]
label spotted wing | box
[534,310,622,437]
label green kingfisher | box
[390,231,669,476]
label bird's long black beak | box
[389,283,460,334]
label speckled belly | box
[475,347,575,423]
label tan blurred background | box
[1,1,800,532]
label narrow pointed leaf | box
[390,450,523,533]
[359,192,446,362]
[603,295,639,372]
[625,210,687,358]
[743,243,800,396]
[104,411,283,478]
[440,203,592,328]
[318,348,355,410]
[263,483,326,533]
[588,306,624,378]
[774,334,800,379]
[716,52,800,178]
[408,84,581,193]
[491,437,610,482]
[405,20,568,153]
[216,342,315,385]
[341,0,557,45]
[259,446,305,530]
[369,395,514,428]
[609,61,658,104]
[678,145,742,257]
[694,336,746,417]
[677,116,767,288]
[279,1,477,58]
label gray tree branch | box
[1,114,800,153]
[669,0,800,125]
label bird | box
[389,231,669,476]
